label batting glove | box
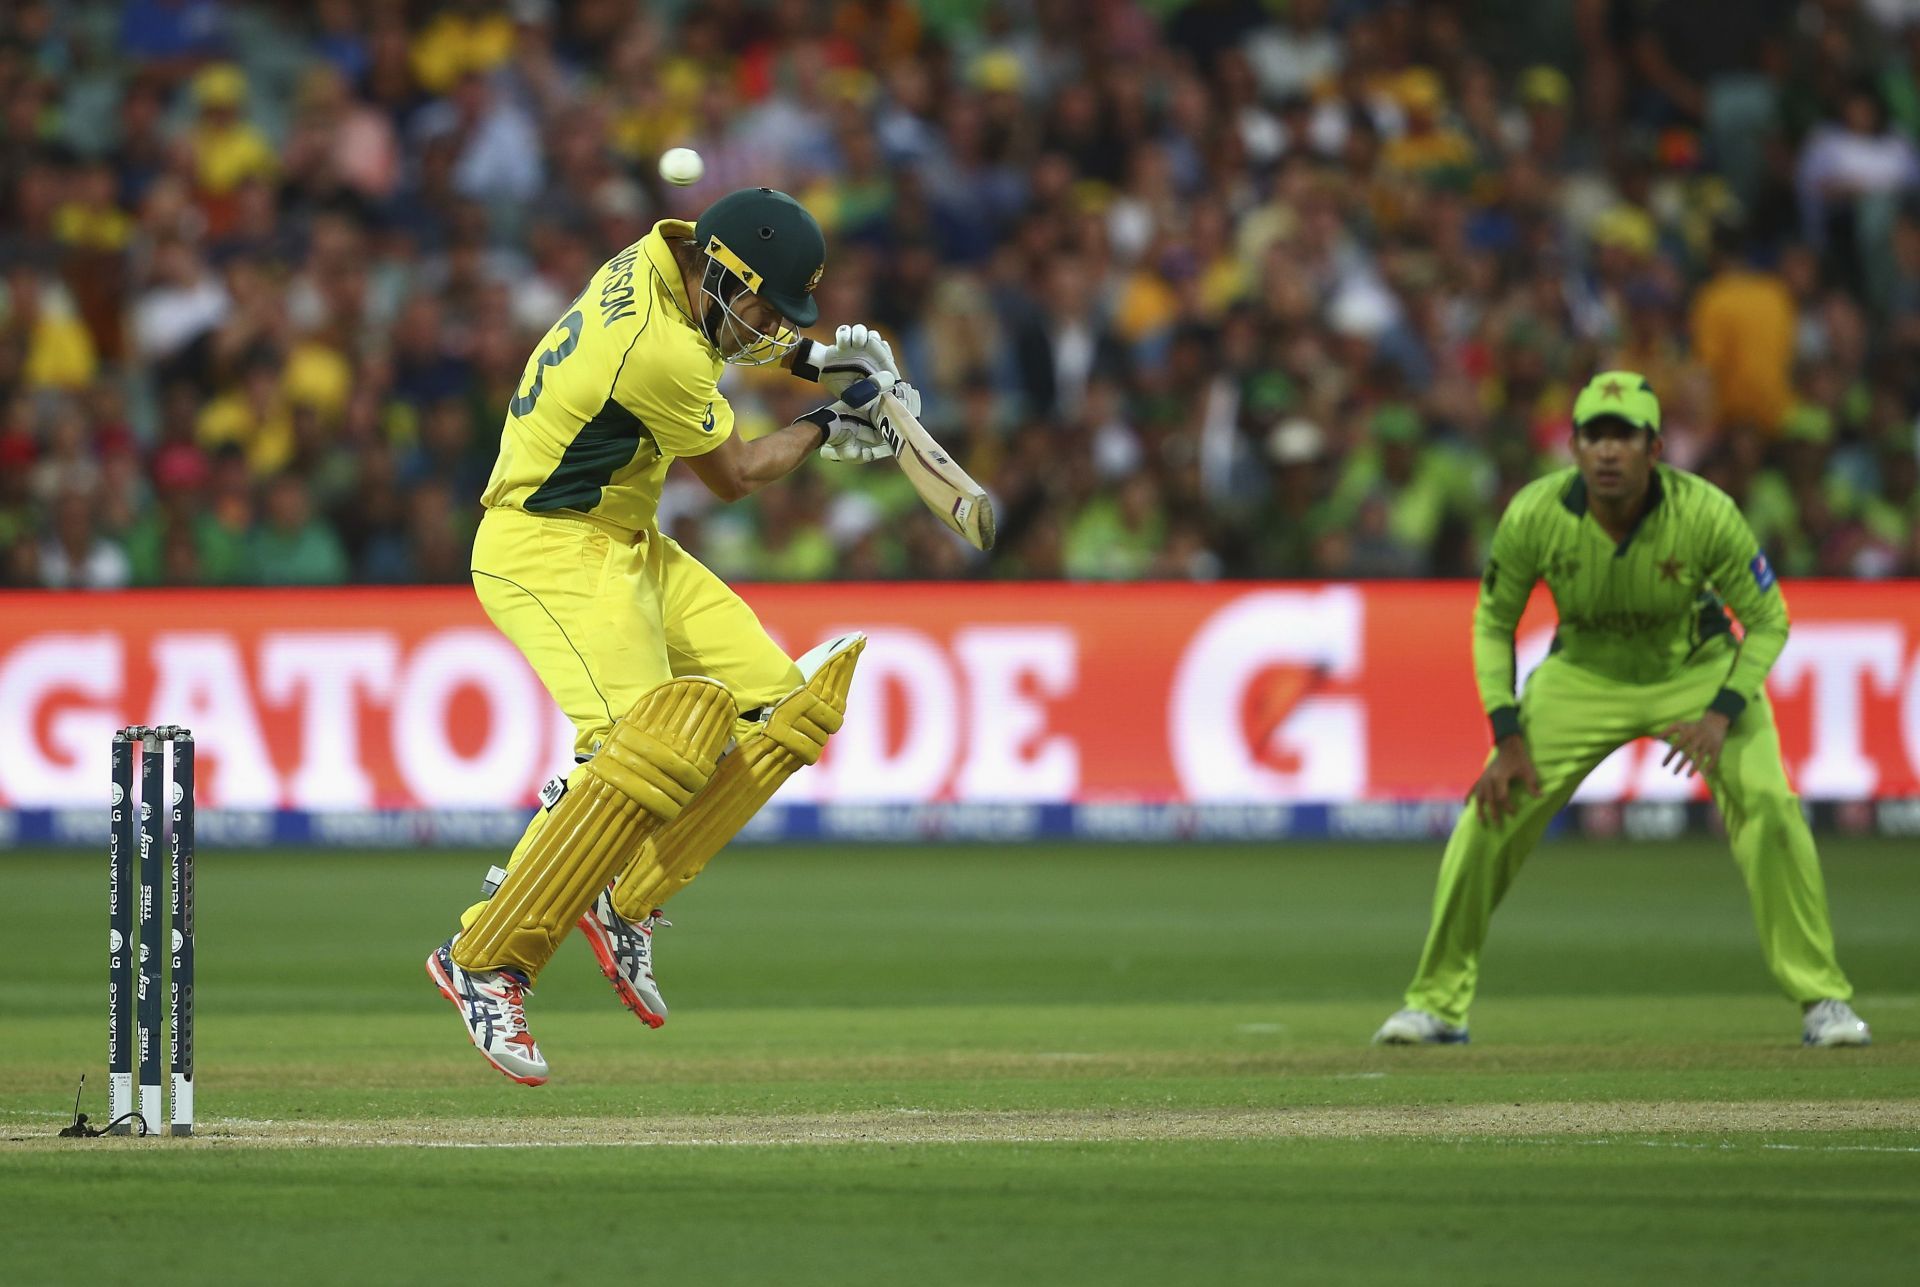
[798,399,895,464]
[791,323,902,398]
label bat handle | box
[840,372,897,409]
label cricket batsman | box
[1374,372,1872,1049]
[425,187,914,1084]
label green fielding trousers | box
[1404,642,1853,1027]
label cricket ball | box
[658,147,704,187]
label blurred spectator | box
[364,478,473,584]
[415,70,545,211]
[1064,473,1167,580]
[197,347,293,475]
[126,444,243,586]
[184,64,277,209]
[410,0,516,95]
[286,64,401,202]
[131,236,230,379]
[1690,224,1796,434]
[1796,82,1920,305]
[249,473,347,586]
[1011,255,1127,420]
[10,268,100,394]
[39,486,131,589]
[1249,417,1330,576]
[1324,405,1463,577]
[1246,0,1341,102]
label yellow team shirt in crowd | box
[1689,269,1795,434]
[481,220,737,536]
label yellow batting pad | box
[612,635,864,920]
[458,804,552,934]
[453,677,735,981]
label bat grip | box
[839,372,896,409]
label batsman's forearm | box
[739,421,828,491]
[694,421,828,502]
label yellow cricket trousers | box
[470,505,802,756]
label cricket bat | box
[845,376,996,551]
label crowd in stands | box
[3,0,1920,588]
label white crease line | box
[1758,1152,1920,1160]
[51,1133,1920,1153]
[1524,1136,1920,1155]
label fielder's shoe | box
[577,888,670,1028]
[425,937,548,1084]
[1372,1007,1470,1045]
[1802,998,1872,1047]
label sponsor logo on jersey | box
[701,402,715,433]
[1749,552,1775,591]
[1560,609,1672,637]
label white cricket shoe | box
[1802,999,1872,1047]
[425,937,549,1084]
[1373,1007,1470,1045]
[577,888,669,1028]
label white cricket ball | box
[658,147,704,187]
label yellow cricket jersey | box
[481,220,735,535]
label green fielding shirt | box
[1475,464,1788,741]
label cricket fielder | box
[1374,372,1871,1048]
[426,187,913,1083]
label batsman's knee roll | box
[612,633,865,920]
[453,676,737,981]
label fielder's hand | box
[1468,735,1542,825]
[1659,712,1729,778]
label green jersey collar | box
[1561,467,1667,556]
[1559,474,1586,517]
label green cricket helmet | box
[694,187,825,328]
[1572,370,1662,434]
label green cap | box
[1572,370,1661,433]
[1781,403,1833,444]
[1371,403,1422,444]
[694,187,826,327]
[1243,370,1297,416]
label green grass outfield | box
[4,839,1917,1285]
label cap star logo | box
[1658,554,1684,583]
[1601,377,1625,399]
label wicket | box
[109,725,195,1136]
